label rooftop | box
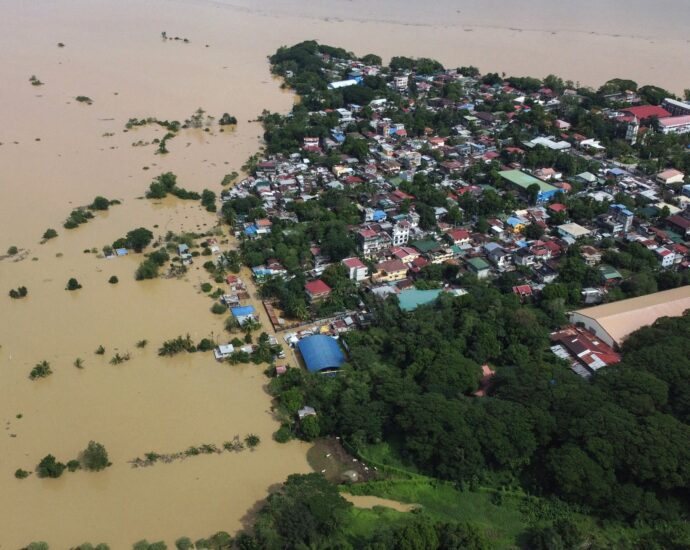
[499,170,558,193]
[571,286,690,345]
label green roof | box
[398,289,442,311]
[499,170,558,193]
[467,257,490,271]
[599,265,622,280]
[410,240,440,253]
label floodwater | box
[343,494,418,513]
[0,0,688,547]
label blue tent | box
[298,335,345,374]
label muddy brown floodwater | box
[1,0,688,546]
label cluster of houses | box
[218,49,690,376]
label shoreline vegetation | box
[128,434,261,469]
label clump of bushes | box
[210,302,226,314]
[158,334,196,356]
[145,171,199,200]
[29,75,43,86]
[42,228,58,241]
[36,455,65,478]
[81,440,111,471]
[66,278,82,291]
[108,275,119,284]
[15,468,30,479]
[7,245,18,255]
[95,345,106,355]
[218,113,237,125]
[113,227,154,252]
[75,95,93,105]
[9,286,28,299]
[135,248,169,280]
[201,189,216,212]
[63,208,94,229]
[29,361,52,380]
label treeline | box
[270,286,690,527]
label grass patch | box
[345,479,525,549]
[342,505,408,547]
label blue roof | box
[373,210,387,221]
[506,217,523,226]
[115,248,128,256]
[231,305,255,317]
[298,335,345,373]
[245,225,258,236]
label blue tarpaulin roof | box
[298,335,345,373]
[231,306,256,317]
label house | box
[513,284,533,302]
[667,214,690,238]
[558,223,591,240]
[550,326,620,377]
[484,242,512,270]
[231,305,257,326]
[655,247,675,268]
[213,344,235,361]
[342,257,368,281]
[372,259,408,282]
[305,279,332,302]
[580,245,602,267]
[357,228,390,257]
[656,168,685,185]
[466,257,491,279]
[599,265,623,286]
[445,228,471,245]
[391,221,411,245]
[514,247,536,267]
[391,246,420,263]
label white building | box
[391,221,410,246]
[655,247,675,268]
[558,223,591,240]
[342,257,368,282]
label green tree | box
[36,455,66,478]
[81,441,110,471]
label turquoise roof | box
[398,289,442,311]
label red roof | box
[305,280,332,295]
[548,203,567,212]
[376,259,407,273]
[621,105,670,120]
[342,257,366,269]
[447,229,471,242]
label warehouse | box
[297,335,346,374]
[569,286,690,348]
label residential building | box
[558,222,591,240]
[499,170,560,203]
[466,257,491,279]
[342,257,368,281]
[372,259,408,282]
[305,279,332,302]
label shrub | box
[7,246,18,255]
[273,426,292,443]
[244,434,260,448]
[42,228,58,240]
[175,538,193,550]
[25,543,49,550]
[81,441,110,471]
[158,334,195,356]
[200,282,212,293]
[219,113,237,125]
[75,95,93,104]
[66,459,81,472]
[95,345,105,355]
[74,358,85,369]
[197,338,214,352]
[36,455,65,478]
[89,196,110,211]
[136,339,148,348]
[9,286,28,299]
[15,468,30,479]
[29,361,52,380]
[211,302,226,314]
[108,276,119,284]
[66,278,82,291]
[135,259,159,280]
